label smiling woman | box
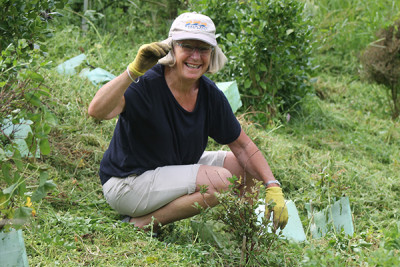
[87,12,288,234]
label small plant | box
[361,19,400,120]
[197,176,282,266]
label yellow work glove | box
[265,187,288,231]
[128,42,171,77]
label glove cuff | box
[128,62,145,77]
[266,187,283,194]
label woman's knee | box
[223,151,245,179]
[196,165,232,194]
[223,152,256,189]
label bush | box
[188,0,314,121]
[0,0,66,230]
[361,19,400,120]
[0,0,66,61]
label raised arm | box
[88,42,170,120]
[87,71,131,120]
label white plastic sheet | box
[216,81,242,113]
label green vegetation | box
[1,0,399,265]
[1,0,67,231]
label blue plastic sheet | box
[0,118,40,158]
[56,54,87,75]
[79,67,116,86]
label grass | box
[8,1,400,265]
[24,71,399,265]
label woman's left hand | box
[265,187,288,231]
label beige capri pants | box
[102,151,227,217]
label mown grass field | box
[19,1,400,266]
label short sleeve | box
[208,86,241,144]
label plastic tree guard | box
[216,81,242,113]
[0,229,29,267]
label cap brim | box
[161,37,172,44]
[171,32,217,46]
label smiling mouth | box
[185,63,201,69]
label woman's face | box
[172,39,213,82]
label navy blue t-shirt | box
[99,64,241,185]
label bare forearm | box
[229,130,277,185]
[238,142,275,183]
[88,70,134,120]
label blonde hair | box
[158,38,227,74]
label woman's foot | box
[121,215,160,236]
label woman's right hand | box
[88,42,170,120]
[128,42,171,77]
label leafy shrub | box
[196,177,283,266]
[0,0,66,230]
[361,19,400,120]
[188,0,314,120]
[0,0,66,59]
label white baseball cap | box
[168,12,217,46]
